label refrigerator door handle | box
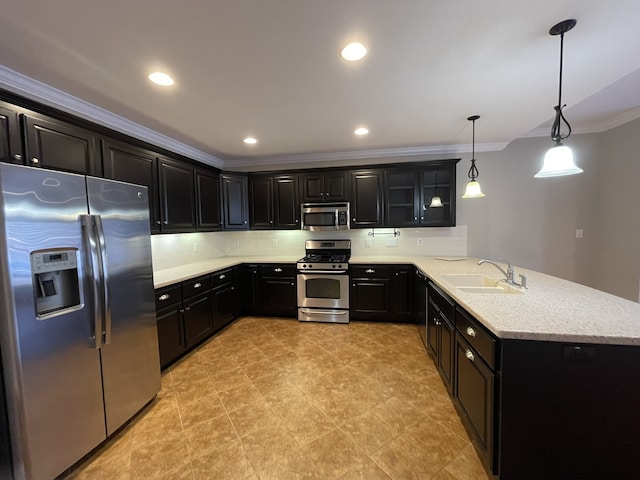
[80,214,103,349]
[94,214,112,345]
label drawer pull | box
[31,157,40,164]
[366,268,375,274]
[274,268,283,272]
[193,282,202,288]
[466,327,477,338]
[219,274,226,279]
[158,294,170,301]
[465,349,475,362]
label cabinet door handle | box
[466,327,476,338]
[31,157,40,164]
[219,274,226,279]
[163,220,168,225]
[14,154,22,161]
[193,283,202,288]
[465,349,475,362]
[179,308,185,313]
[270,220,273,224]
[433,317,439,325]
[290,283,294,286]
[158,294,170,301]
[231,286,235,290]
[366,269,375,274]
[156,220,161,225]
[274,268,282,272]
[295,219,299,223]
[185,306,190,312]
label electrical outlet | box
[576,229,584,239]
[272,239,278,248]
[193,243,199,253]
[417,238,424,247]
[386,238,398,247]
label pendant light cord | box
[551,30,572,144]
[468,117,479,181]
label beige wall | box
[457,134,601,288]
[590,117,640,301]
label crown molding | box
[227,142,509,168]
[0,66,224,168]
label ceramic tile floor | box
[64,317,491,480]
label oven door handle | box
[299,269,348,274]
[299,309,348,315]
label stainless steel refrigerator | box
[0,163,161,480]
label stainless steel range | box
[297,240,351,324]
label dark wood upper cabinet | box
[274,174,299,229]
[221,173,249,230]
[158,156,196,232]
[350,169,384,228]
[23,114,100,176]
[101,138,160,233]
[195,168,222,231]
[385,168,419,227]
[249,175,274,229]
[420,162,457,227]
[0,103,22,164]
[301,171,349,202]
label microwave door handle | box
[335,209,339,227]
[93,215,111,345]
[80,214,103,349]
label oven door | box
[297,272,349,309]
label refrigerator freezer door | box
[86,177,160,435]
[0,164,106,480]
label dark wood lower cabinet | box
[183,293,213,348]
[259,264,297,317]
[156,303,186,368]
[350,265,413,322]
[454,334,495,467]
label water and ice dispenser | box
[30,248,81,318]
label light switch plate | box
[386,238,398,247]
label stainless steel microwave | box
[301,202,350,231]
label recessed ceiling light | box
[354,127,369,136]
[148,72,174,86]
[243,137,257,144]
[341,42,367,61]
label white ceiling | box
[1,0,640,169]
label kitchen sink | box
[440,274,523,294]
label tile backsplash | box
[151,226,467,270]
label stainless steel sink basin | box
[440,274,523,294]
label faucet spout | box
[477,259,513,283]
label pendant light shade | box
[462,115,485,198]
[535,19,583,178]
[535,143,583,178]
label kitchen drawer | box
[155,284,182,310]
[456,307,496,369]
[260,264,296,277]
[211,268,234,288]
[429,282,455,324]
[183,275,211,298]
[350,265,390,278]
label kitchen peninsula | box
[154,255,640,479]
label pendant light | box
[427,172,444,208]
[462,115,485,198]
[535,19,583,178]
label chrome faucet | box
[477,259,527,288]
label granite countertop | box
[154,255,640,346]
[153,256,300,289]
